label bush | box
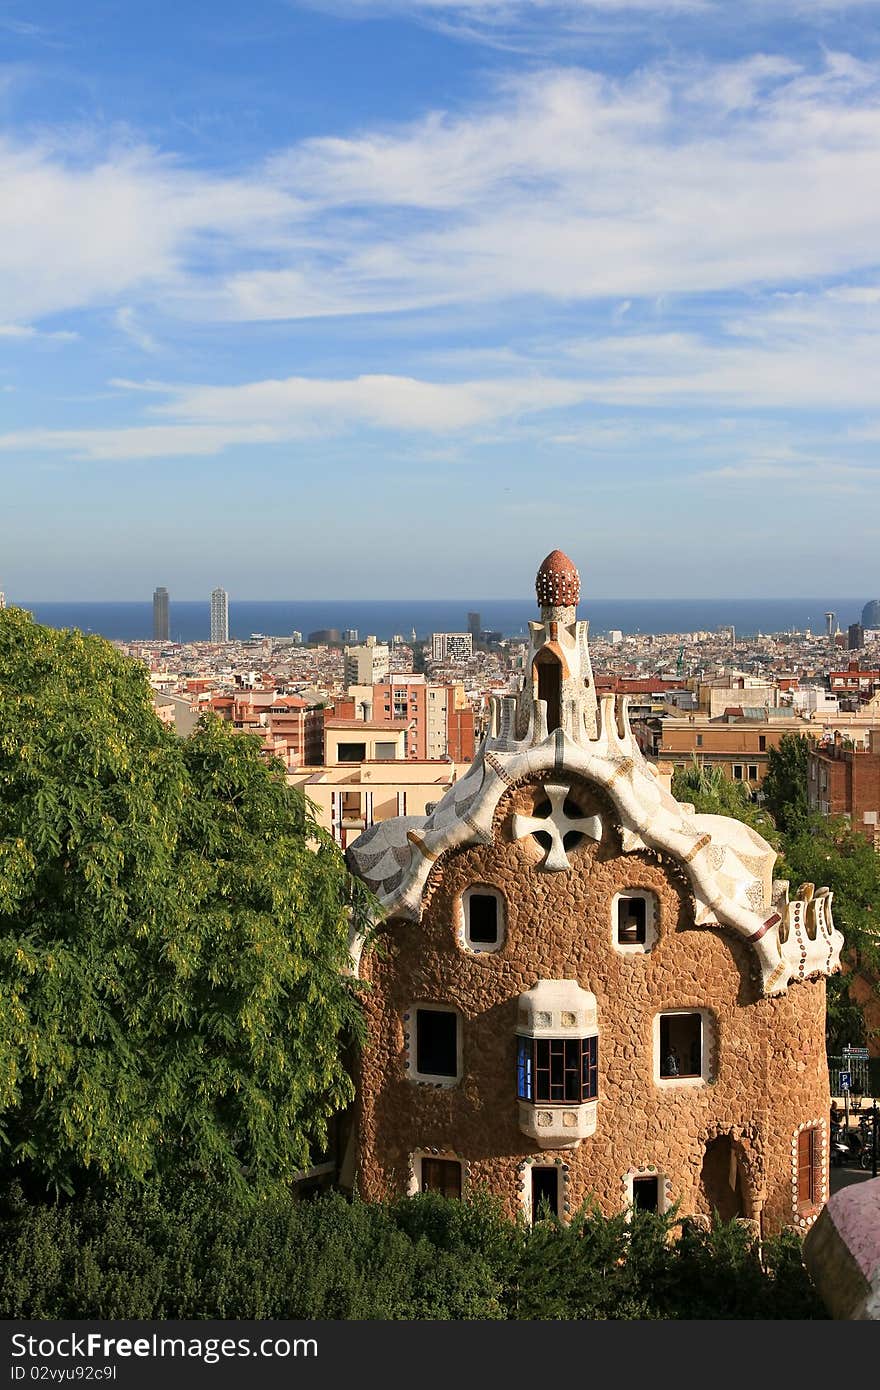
[0,1181,826,1320]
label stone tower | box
[347,552,842,1236]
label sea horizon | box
[11,597,871,645]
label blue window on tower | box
[517,1036,533,1100]
[517,1035,598,1103]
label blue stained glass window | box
[517,1034,598,1103]
[517,1035,533,1100]
[582,1034,598,1100]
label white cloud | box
[4,54,880,328]
[0,135,298,324]
[210,56,880,319]
[114,307,159,354]
[0,323,77,341]
[4,278,880,459]
[0,372,596,457]
[693,456,880,494]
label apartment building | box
[289,757,470,850]
[344,636,391,688]
[652,708,804,792]
[431,632,473,663]
[808,732,880,848]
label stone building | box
[347,552,844,1237]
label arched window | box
[534,649,562,732]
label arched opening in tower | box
[534,649,562,733]
[699,1136,747,1222]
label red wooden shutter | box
[797,1128,817,1211]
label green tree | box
[0,608,369,1195]
[671,760,780,846]
[0,1182,825,1319]
[780,814,880,1050]
[760,733,812,834]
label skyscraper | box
[153,586,170,641]
[211,587,229,643]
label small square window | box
[617,896,646,945]
[696,734,703,747]
[733,765,744,781]
[632,1175,660,1211]
[613,891,658,954]
[467,893,498,944]
[461,886,505,952]
[748,765,758,781]
[421,1157,462,1199]
[412,1007,460,1082]
[657,1012,704,1081]
[530,1166,561,1224]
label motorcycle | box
[830,1123,859,1167]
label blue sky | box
[3,1,880,599]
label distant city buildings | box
[153,587,169,641]
[809,732,880,849]
[210,587,229,643]
[0,588,6,610]
[431,631,473,663]
[344,636,391,688]
[862,599,880,629]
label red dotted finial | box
[536,550,580,609]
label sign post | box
[840,1072,852,1136]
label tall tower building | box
[153,587,170,642]
[0,587,6,610]
[825,612,836,638]
[211,587,229,643]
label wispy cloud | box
[114,307,159,354]
[4,276,880,462]
[0,323,77,341]
[4,53,880,329]
[693,456,880,494]
[0,372,596,458]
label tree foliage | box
[0,607,370,1195]
[0,1182,825,1320]
[780,814,880,1049]
[760,734,813,834]
[672,741,880,1051]
[670,760,780,845]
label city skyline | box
[3,3,880,597]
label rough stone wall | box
[356,773,829,1237]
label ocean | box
[13,598,869,644]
